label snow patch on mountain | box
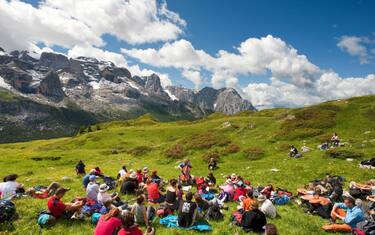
[165,89,179,101]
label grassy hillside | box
[1,95,375,234]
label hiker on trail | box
[257,195,277,218]
[288,145,301,158]
[86,175,99,201]
[118,212,144,235]
[331,132,340,147]
[322,197,364,232]
[208,157,217,170]
[130,195,151,227]
[178,192,198,227]
[0,174,24,200]
[82,169,97,189]
[146,178,165,204]
[179,159,193,185]
[94,208,122,235]
[47,187,83,219]
[75,160,86,175]
[240,200,267,233]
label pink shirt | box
[118,225,144,235]
[94,216,122,235]
[147,183,160,200]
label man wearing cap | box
[47,188,83,219]
[257,195,277,218]
[86,175,99,201]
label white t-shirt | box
[119,169,127,178]
[86,183,99,201]
[97,192,112,204]
[260,199,277,218]
[0,181,20,200]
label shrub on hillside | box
[183,133,231,149]
[224,143,240,154]
[243,147,265,160]
[325,149,363,159]
[127,146,152,156]
[202,151,220,162]
[166,144,185,159]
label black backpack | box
[0,200,16,222]
[357,220,375,235]
[103,176,116,190]
[205,204,223,221]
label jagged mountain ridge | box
[0,47,255,142]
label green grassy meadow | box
[1,95,375,234]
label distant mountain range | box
[0,47,255,142]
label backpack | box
[352,228,366,235]
[0,200,16,222]
[103,176,116,190]
[273,195,290,205]
[361,220,375,235]
[205,204,223,221]
[37,210,56,227]
[91,213,101,225]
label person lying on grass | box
[47,187,83,220]
[301,189,332,219]
[26,182,60,199]
[0,174,24,200]
[322,197,364,233]
[350,180,375,196]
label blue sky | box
[1,0,375,108]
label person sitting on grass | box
[98,184,119,206]
[150,170,162,185]
[0,174,24,200]
[288,145,301,158]
[47,187,83,220]
[208,157,217,170]
[240,200,267,233]
[86,175,99,201]
[178,192,198,227]
[146,178,165,204]
[118,212,144,235]
[257,195,277,218]
[94,207,122,235]
[82,169,97,189]
[165,179,178,210]
[75,160,86,175]
[331,132,340,147]
[206,172,216,187]
[130,195,150,227]
[322,197,364,233]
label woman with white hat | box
[257,195,277,218]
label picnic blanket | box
[160,215,212,231]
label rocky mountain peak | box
[144,73,164,94]
[39,52,70,70]
[36,71,65,101]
